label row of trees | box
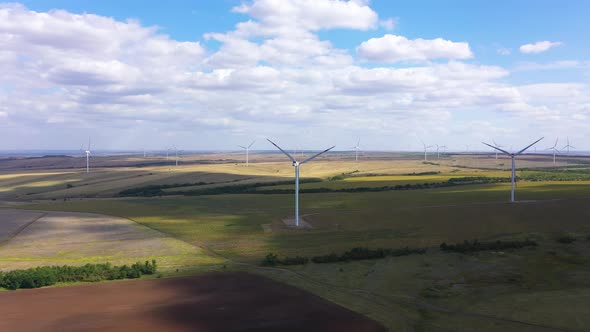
[440,239,537,253]
[262,239,542,267]
[0,260,157,290]
[261,247,426,266]
[120,174,510,197]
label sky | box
[0,0,589,151]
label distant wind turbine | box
[351,138,361,162]
[492,140,504,160]
[267,139,335,228]
[545,138,560,165]
[482,137,543,202]
[421,140,433,161]
[562,137,575,155]
[81,138,91,174]
[238,140,255,167]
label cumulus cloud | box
[0,2,586,150]
[232,0,378,32]
[356,34,473,63]
[519,41,561,54]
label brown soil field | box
[0,272,386,332]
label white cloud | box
[0,3,587,150]
[379,18,396,30]
[232,0,378,32]
[519,41,561,54]
[497,47,511,55]
[356,34,473,63]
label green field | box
[2,155,590,331]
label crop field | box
[2,153,590,331]
[0,209,221,271]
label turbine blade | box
[482,142,511,155]
[248,140,256,149]
[300,146,335,164]
[515,137,544,155]
[238,145,246,149]
[88,137,91,151]
[266,139,295,162]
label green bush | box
[0,260,157,290]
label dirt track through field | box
[0,272,386,332]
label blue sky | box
[1,1,589,151]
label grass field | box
[2,154,590,331]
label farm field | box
[2,153,590,331]
[0,272,386,332]
[0,209,220,271]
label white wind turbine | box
[238,140,255,167]
[173,146,179,167]
[421,140,433,161]
[492,140,505,160]
[440,145,447,157]
[546,138,560,165]
[482,137,543,203]
[81,138,91,174]
[562,137,575,155]
[267,139,335,228]
[351,138,361,162]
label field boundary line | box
[0,211,47,246]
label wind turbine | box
[440,145,447,157]
[267,139,335,228]
[81,138,91,174]
[482,137,543,203]
[238,140,255,167]
[562,137,574,155]
[173,146,179,167]
[545,138,560,165]
[492,140,504,160]
[421,140,433,161]
[351,138,361,162]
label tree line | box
[0,260,157,290]
[439,239,537,253]
[261,247,426,266]
[120,176,509,197]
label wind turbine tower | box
[267,139,335,228]
[482,137,543,202]
[351,138,361,162]
[82,138,91,174]
[421,140,433,161]
[546,138,560,165]
[238,140,255,167]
